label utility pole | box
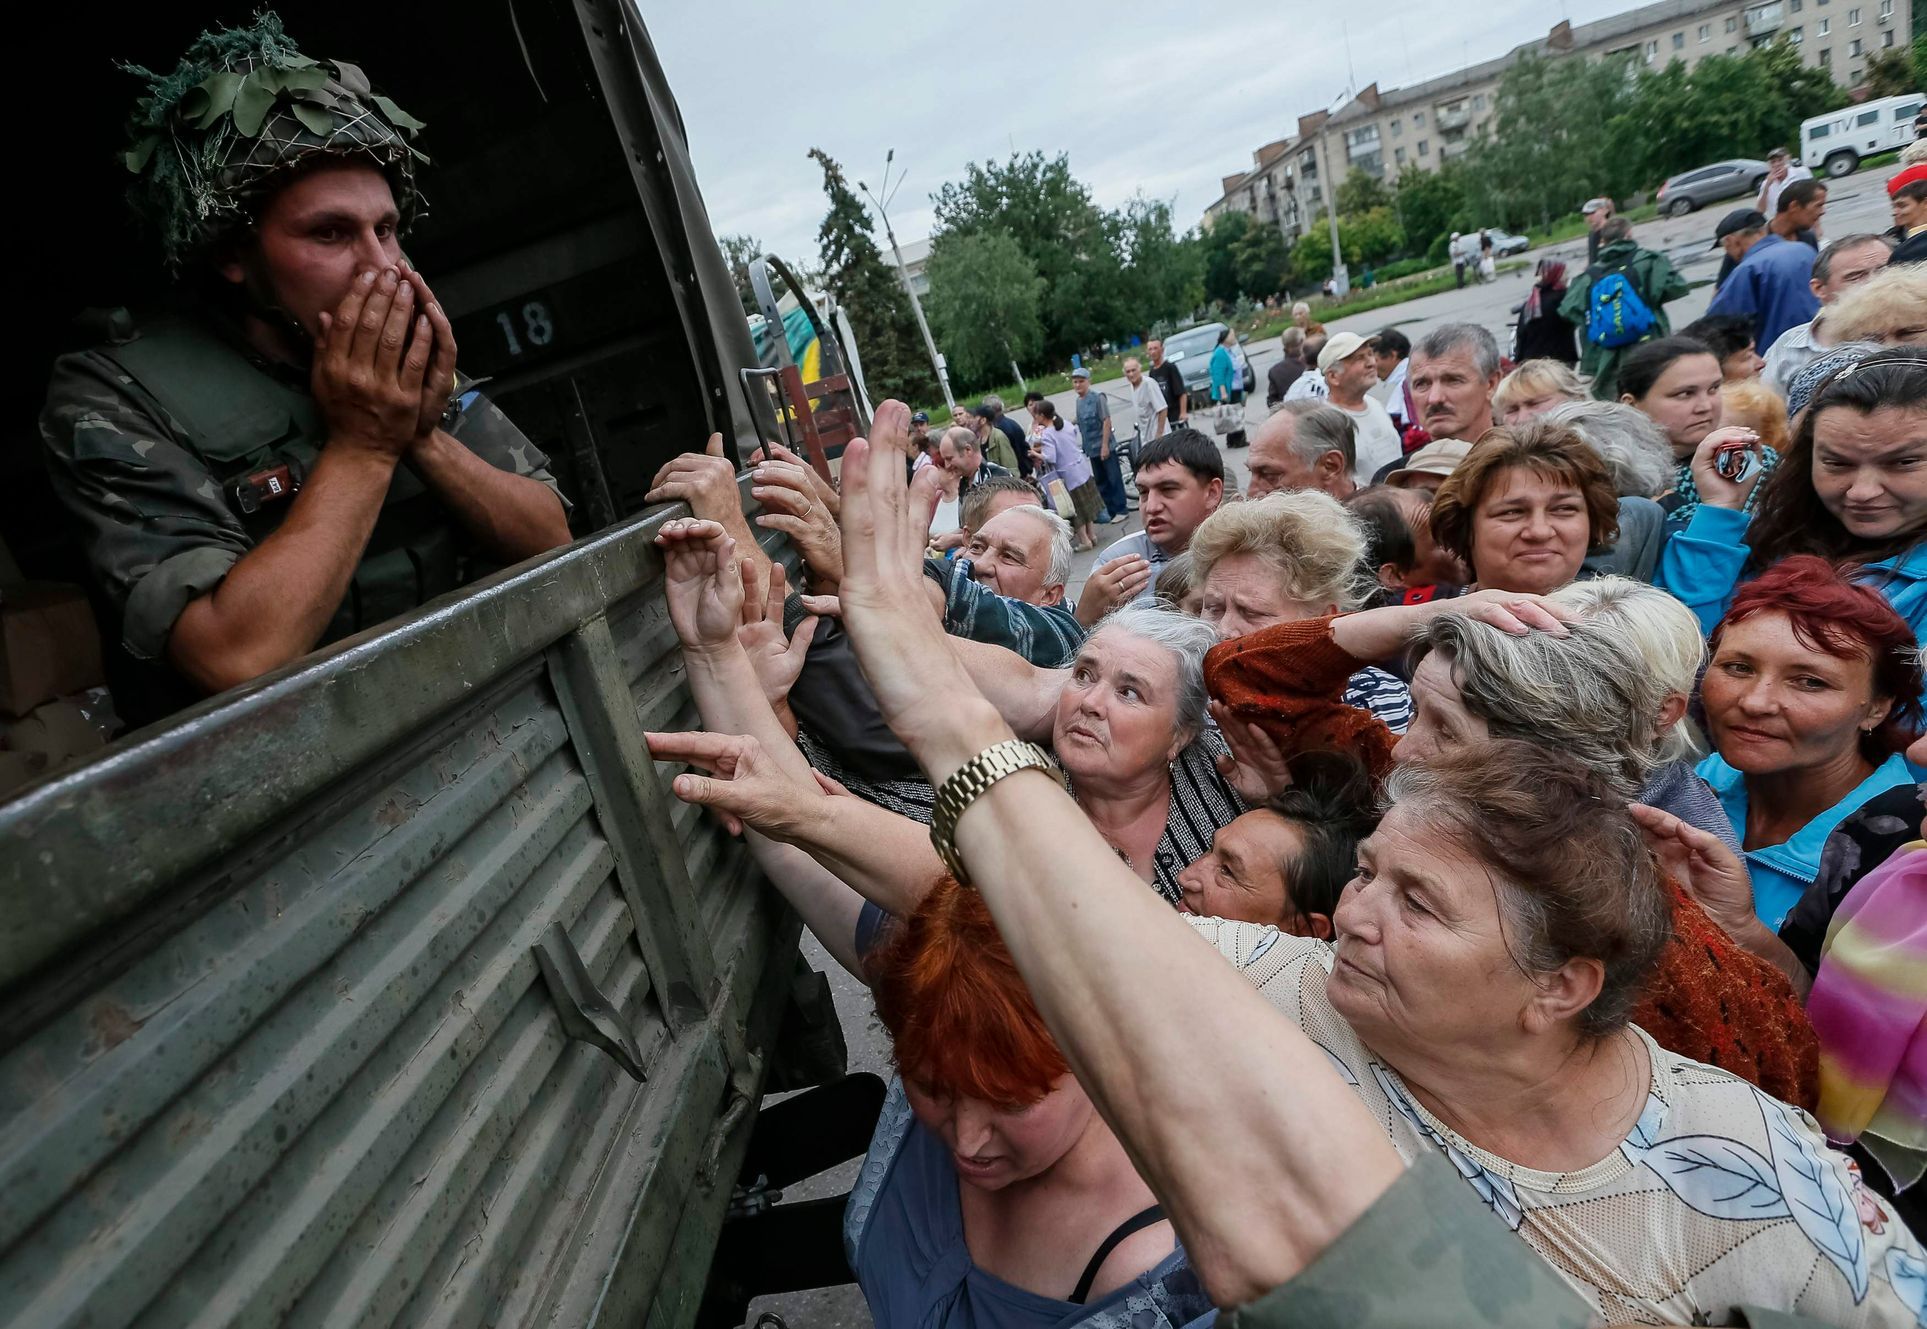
[860,149,955,413]
[1319,123,1349,299]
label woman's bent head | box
[1329,740,1670,1055]
[871,877,1089,1189]
[1189,491,1371,639]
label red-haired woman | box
[1697,554,1924,930]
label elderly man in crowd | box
[1145,337,1190,427]
[1244,403,1361,501]
[1756,145,1814,218]
[1120,356,1170,451]
[1582,195,1615,264]
[1404,323,1502,447]
[1703,207,1822,353]
[1761,233,1894,394]
[1078,429,1224,626]
[924,499,1086,668]
[1315,333,1401,483]
[1266,327,1310,408]
[939,424,1012,496]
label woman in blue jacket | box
[1695,555,1923,930]
[1657,347,1927,637]
[1208,328,1241,425]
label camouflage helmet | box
[122,12,428,271]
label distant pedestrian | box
[1755,146,1813,220]
[1071,365,1129,523]
[1282,333,1331,402]
[1026,399,1101,551]
[1144,338,1189,425]
[1761,233,1894,395]
[1560,216,1690,399]
[1372,328,1414,433]
[979,395,1032,477]
[1703,208,1823,353]
[1316,332,1402,483]
[1890,163,1927,264]
[1267,327,1309,407]
[1514,259,1579,366]
[1121,356,1169,448]
[1292,301,1327,339]
[1450,232,1467,288]
[1208,327,1246,448]
[1582,197,1615,266]
[971,405,1023,475]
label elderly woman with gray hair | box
[1206,579,1818,1108]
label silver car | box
[1656,158,1769,217]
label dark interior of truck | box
[7,0,739,592]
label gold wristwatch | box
[928,740,1063,887]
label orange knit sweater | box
[1205,615,1820,1110]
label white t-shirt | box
[1128,377,1168,442]
[1761,164,1814,219]
[1282,371,1328,403]
[1333,395,1403,482]
[1186,916,1927,1328]
[928,494,959,538]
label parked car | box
[1656,158,1769,216]
[1450,229,1531,264]
[1160,321,1257,399]
[1801,93,1926,178]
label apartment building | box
[1205,0,1915,239]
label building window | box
[1699,22,1712,39]
[1389,118,1402,136]
[1394,146,1407,164]
[1884,28,1895,45]
[1850,36,1863,52]
[1644,38,1659,58]
[1671,30,1684,48]
[1414,111,1426,127]
[1819,44,1832,62]
[1418,139,1429,155]
[1880,0,1893,15]
[1473,93,1486,110]
[1849,6,1860,20]
[1726,14,1739,29]
[1790,25,1804,41]
[1817,17,1829,33]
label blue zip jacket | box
[1209,344,1239,402]
[1655,504,1927,638]
[1696,750,1918,930]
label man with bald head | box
[1244,403,1358,501]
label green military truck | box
[0,3,864,1324]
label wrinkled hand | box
[1210,700,1293,804]
[1629,803,1762,943]
[1685,426,1765,513]
[1449,588,1576,637]
[313,266,431,458]
[647,728,829,843]
[655,517,746,655]
[397,259,458,438]
[1077,554,1153,626]
[647,435,743,523]
[765,441,840,518]
[738,563,821,710]
[752,459,844,589]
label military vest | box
[97,312,468,645]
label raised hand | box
[645,729,828,843]
[738,563,821,709]
[313,265,431,457]
[1210,700,1294,804]
[764,440,840,518]
[752,458,844,589]
[654,517,745,656]
[1685,425,1765,512]
[1628,803,1760,941]
[1075,554,1152,627]
[646,434,744,524]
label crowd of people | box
[645,158,1927,1328]
[27,13,1927,1325]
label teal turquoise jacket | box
[1209,344,1239,401]
[1696,750,1918,930]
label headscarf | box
[121,12,428,270]
[1521,259,1569,323]
[1787,342,1886,419]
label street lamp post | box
[860,149,955,413]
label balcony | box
[1435,105,1470,131]
[1746,2,1785,34]
[1439,140,1470,160]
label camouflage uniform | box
[39,307,569,723]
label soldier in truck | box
[39,14,572,727]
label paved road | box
[745,164,1900,1329]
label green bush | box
[1373,257,1435,282]
[1426,232,1451,265]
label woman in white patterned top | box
[1188,741,1926,1326]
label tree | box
[1336,170,1392,217]
[1109,195,1205,335]
[1862,43,1918,97]
[923,231,1046,390]
[1463,50,1641,229]
[1200,210,1252,306]
[1230,219,1293,299]
[932,151,1121,359]
[1392,162,1470,262]
[807,148,934,406]
[718,233,763,316]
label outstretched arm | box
[831,400,1404,1307]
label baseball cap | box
[1386,439,1473,487]
[1070,365,1091,380]
[1710,208,1767,247]
[1316,331,1371,373]
[1767,146,1791,160]
[1888,163,1927,196]
[1581,197,1610,215]
[910,410,930,424]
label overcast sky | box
[643,0,1642,261]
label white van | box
[1800,93,1924,178]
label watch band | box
[928,739,1063,887]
